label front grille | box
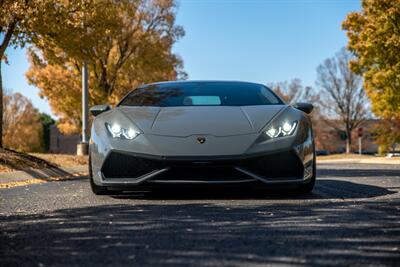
[240,151,304,179]
[101,152,164,179]
[153,165,252,182]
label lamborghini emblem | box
[197,137,206,144]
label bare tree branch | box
[316,47,369,153]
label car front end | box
[89,81,316,194]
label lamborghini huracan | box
[89,81,315,195]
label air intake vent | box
[101,152,164,179]
[240,151,304,179]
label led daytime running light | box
[266,121,297,138]
[105,123,139,140]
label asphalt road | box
[1,162,399,267]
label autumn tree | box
[26,0,185,134]
[373,119,400,154]
[3,91,43,152]
[316,48,369,153]
[0,0,89,146]
[342,0,400,152]
[0,0,37,148]
[342,0,400,120]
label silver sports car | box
[89,81,315,195]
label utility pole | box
[77,0,89,156]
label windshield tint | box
[118,82,283,107]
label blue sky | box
[3,0,361,117]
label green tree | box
[342,0,400,120]
[39,113,55,152]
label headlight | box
[105,122,139,140]
[265,120,297,139]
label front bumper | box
[95,148,313,187]
[90,116,315,187]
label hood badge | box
[197,137,206,144]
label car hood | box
[118,105,286,137]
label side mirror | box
[90,105,111,116]
[293,102,313,114]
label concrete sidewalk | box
[0,165,88,188]
[317,157,400,165]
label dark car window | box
[118,82,283,107]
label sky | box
[3,0,361,117]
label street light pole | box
[82,61,89,143]
[77,0,89,156]
[77,62,89,156]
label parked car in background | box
[316,150,330,156]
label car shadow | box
[1,199,399,266]
[104,163,400,200]
[108,178,396,201]
[2,163,399,266]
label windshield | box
[118,82,283,107]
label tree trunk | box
[345,129,352,154]
[0,19,17,149]
[0,61,3,148]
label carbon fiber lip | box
[103,147,295,163]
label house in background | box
[314,119,379,154]
[49,125,80,154]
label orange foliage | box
[3,91,43,152]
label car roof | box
[139,80,267,88]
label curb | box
[0,165,88,188]
[317,158,400,165]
